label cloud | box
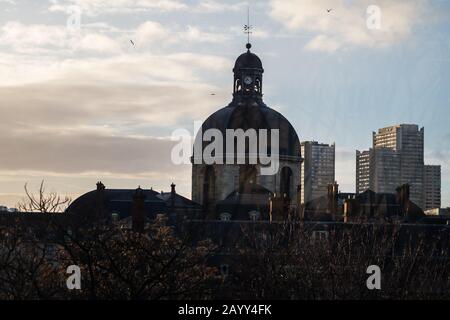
[49,0,188,16]
[49,0,251,16]
[270,0,432,52]
[0,46,232,185]
[131,22,230,46]
[0,20,232,58]
[182,25,229,43]
[0,21,123,55]
[304,34,341,53]
[194,0,248,13]
[0,21,69,51]
[76,33,122,53]
[0,52,230,123]
[134,21,169,46]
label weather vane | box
[244,6,252,47]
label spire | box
[244,6,252,51]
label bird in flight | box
[327,8,332,13]
[130,40,135,46]
[210,93,216,96]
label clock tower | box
[233,43,264,100]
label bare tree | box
[17,180,71,213]
[55,221,218,300]
[0,221,64,299]
[222,222,449,300]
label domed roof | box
[193,44,300,162]
[233,50,263,72]
[195,101,301,160]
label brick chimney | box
[343,198,354,223]
[95,181,106,221]
[132,187,146,233]
[327,182,339,220]
[269,193,288,221]
[170,183,176,214]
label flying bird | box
[210,93,216,96]
[130,40,135,46]
[327,8,332,13]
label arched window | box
[220,264,229,277]
[255,78,261,93]
[280,167,293,199]
[234,78,242,93]
[220,212,232,221]
[203,166,216,209]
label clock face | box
[244,76,253,85]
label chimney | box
[96,181,105,191]
[327,182,339,220]
[95,181,106,221]
[170,183,176,214]
[270,193,287,221]
[343,198,352,223]
[132,187,146,233]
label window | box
[312,231,329,244]
[220,212,232,221]
[220,264,229,277]
[111,212,119,222]
[249,210,260,221]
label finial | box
[244,6,252,50]
[246,43,252,51]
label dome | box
[193,44,301,162]
[195,101,301,159]
[233,50,263,72]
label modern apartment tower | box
[356,150,371,194]
[424,165,441,210]
[301,141,335,204]
[356,124,426,209]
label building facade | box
[356,150,371,194]
[301,141,335,204]
[424,165,441,210]
[373,124,424,208]
[356,124,426,208]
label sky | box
[0,0,449,208]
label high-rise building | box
[424,165,441,210]
[356,150,371,194]
[356,148,401,194]
[373,124,424,208]
[371,148,401,194]
[301,141,335,204]
[356,124,426,208]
